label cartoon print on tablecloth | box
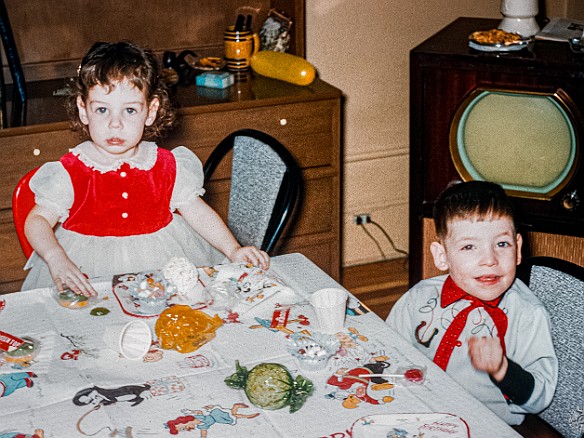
[326,358,395,409]
[324,329,396,409]
[165,403,259,436]
[141,339,165,363]
[0,429,45,438]
[60,349,81,361]
[249,303,311,335]
[0,372,37,397]
[73,376,186,436]
[73,383,153,408]
[177,353,217,371]
[60,332,99,360]
[222,310,241,324]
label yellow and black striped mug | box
[224,26,260,72]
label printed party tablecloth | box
[0,254,520,438]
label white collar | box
[70,141,158,173]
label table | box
[0,253,520,437]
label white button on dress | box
[121,212,128,219]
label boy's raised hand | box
[230,246,270,271]
[468,336,508,382]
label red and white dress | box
[22,141,225,290]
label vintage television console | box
[410,17,584,284]
[0,0,343,292]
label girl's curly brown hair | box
[66,41,176,139]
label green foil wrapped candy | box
[225,360,313,413]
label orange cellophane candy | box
[155,305,223,353]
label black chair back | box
[204,128,302,253]
[0,0,26,128]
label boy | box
[386,181,557,425]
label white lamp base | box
[499,17,540,37]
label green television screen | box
[450,88,578,199]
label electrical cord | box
[357,219,409,267]
[369,219,409,258]
[360,223,387,259]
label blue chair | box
[203,129,302,254]
[516,256,584,438]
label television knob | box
[561,190,580,211]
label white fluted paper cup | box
[309,288,348,334]
[103,320,152,360]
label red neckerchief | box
[433,276,508,371]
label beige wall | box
[305,0,575,267]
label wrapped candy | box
[225,360,313,413]
[52,287,97,309]
[0,334,40,367]
[155,305,222,353]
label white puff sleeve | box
[28,161,74,222]
[170,146,206,210]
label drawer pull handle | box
[33,149,41,156]
[280,118,287,126]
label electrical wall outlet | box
[353,213,371,225]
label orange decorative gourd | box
[155,305,223,353]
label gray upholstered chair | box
[516,256,584,438]
[203,129,302,254]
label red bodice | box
[61,148,176,236]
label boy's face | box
[430,216,522,302]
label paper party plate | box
[351,413,470,438]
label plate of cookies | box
[468,28,533,52]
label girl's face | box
[77,79,159,159]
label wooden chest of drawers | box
[0,76,342,293]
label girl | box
[22,41,269,295]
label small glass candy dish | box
[287,332,340,372]
[52,287,96,309]
[131,271,177,314]
[3,336,40,367]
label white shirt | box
[386,275,558,425]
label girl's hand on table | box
[230,246,270,271]
[46,252,97,297]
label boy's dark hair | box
[433,180,517,240]
[66,41,176,139]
